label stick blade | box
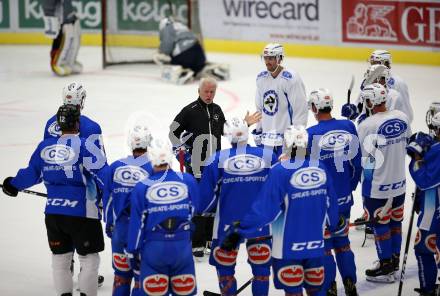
[203,291,221,296]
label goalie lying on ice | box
[154,17,230,84]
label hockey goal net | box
[101,0,201,68]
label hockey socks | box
[112,275,132,296]
[416,253,438,293]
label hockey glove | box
[2,177,18,197]
[105,223,114,239]
[406,132,434,159]
[221,221,242,251]
[251,129,263,146]
[341,103,359,120]
[173,144,191,166]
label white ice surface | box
[0,45,439,295]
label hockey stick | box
[397,191,417,296]
[0,184,47,197]
[347,75,355,104]
[203,277,253,296]
[178,149,185,172]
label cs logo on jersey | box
[147,182,188,204]
[378,119,407,139]
[48,121,62,137]
[41,144,76,164]
[262,90,279,116]
[113,166,149,186]
[290,167,326,190]
[318,130,352,151]
[223,155,266,175]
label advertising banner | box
[116,0,187,32]
[342,0,440,47]
[198,0,339,44]
[17,0,101,30]
[0,0,10,29]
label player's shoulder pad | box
[256,71,269,80]
[81,115,103,133]
[281,70,293,80]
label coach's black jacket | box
[169,97,225,175]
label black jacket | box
[170,97,225,164]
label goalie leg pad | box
[51,19,82,76]
[78,253,100,296]
[197,63,230,81]
[161,65,194,85]
[52,252,74,295]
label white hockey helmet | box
[431,112,440,131]
[148,138,174,167]
[364,64,390,85]
[224,117,249,144]
[262,43,284,61]
[369,49,392,66]
[127,125,152,151]
[308,88,333,113]
[361,83,387,109]
[284,125,308,149]
[62,82,86,110]
[426,101,440,128]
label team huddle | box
[2,44,440,296]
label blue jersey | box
[44,114,106,160]
[102,155,153,226]
[239,158,339,260]
[409,142,440,231]
[10,135,107,219]
[127,169,200,254]
[198,144,277,240]
[307,118,362,212]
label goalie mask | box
[308,88,333,113]
[224,117,249,144]
[128,125,152,151]
[62,82,86,110]
[427,102,440,136]
[361,83,387,110]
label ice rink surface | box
[0,45,439,295]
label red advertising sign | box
[342,0,440,47]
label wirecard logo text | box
[223,0,319,21]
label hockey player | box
[42,0,82,76]
[126,138,200,296]
[252,43,308,157]
[198,117,277,296]
[357,83,411,283]
[306,89,362,296]
[221,125,339,296]
[43,81,106,285]
[102,125,154,296]
[342,64,413,124]
[406,109,440,296]
[2,105,106,296]
[154,17,229,84]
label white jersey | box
[255,68,308,146]
[388,74,413,123]
[358,110,411,199]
